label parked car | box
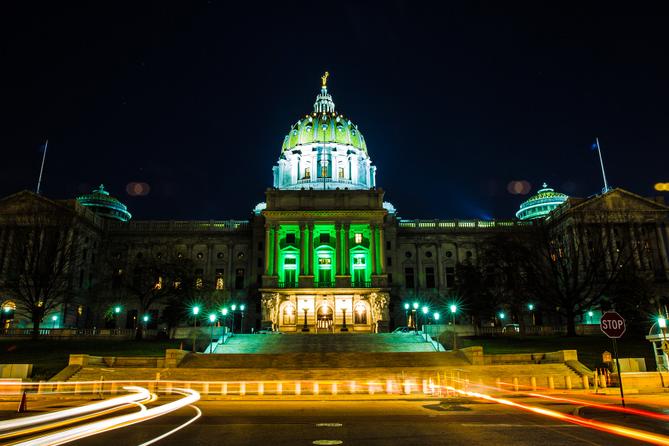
[502,324,520,334]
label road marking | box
[313,441,343,445]
[316,423,343,427]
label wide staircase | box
[212,333,436,354]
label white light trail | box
[137,404,202,446]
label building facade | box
[1,75,668,333]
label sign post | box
[600,311,626,407]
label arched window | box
[354,303,367,324]
[2,300,16,329]
[282,304,296,325]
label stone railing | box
[398,219,534,230]
[1,328,137,339]
[106,220,250,233]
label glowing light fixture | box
[114,306,121,314]
[209,314,217,323]
[240,304,245,311]
[434,312,440,321]
[499,312,505,320]
[528,304,534,311]
[413,302,419,310]
[450,304,457,314]
[231,304,237,311]
[404,303,410,310]
[221,308,228,316]
[659,317,667,329]
[192,306,200,316]
[422,306,429,314]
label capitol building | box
[1,74,668,334]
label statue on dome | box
[321,71,329,87]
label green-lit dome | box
[273,73,376,190]
[281,111,367,153]
[77,184,132,222]
[516,183,568,220]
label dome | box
[273,72,376,191]
[281,112,367,154]
[77,184,132,222]
[516,183,568,221]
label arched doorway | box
[316,305,333,331]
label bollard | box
[155,372,161,381]
[403,380,411,395]
[513,377,519,392]
[313,382,319,395]
[368,382,375,395]
[74,382,82,395]
[258,382,264,396]
[599,373,607,388]
[332,382,337,395]
[240,382,246,396]
[386,379,393,395]
[495,378,502,390]
[164,382,173,394]
[110,382,117,395]
[277,382,283,395]
[565,375,572,390]
[548,376,555,390]
[295,382,301,396]
[202,383,210,395]
[350,381,356,394]
[221,382,227,396]
[582,375,589,390]
[422,379,428,395]
[530,377,537,391]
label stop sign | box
[600,311,626,338]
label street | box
[65,398,647,446]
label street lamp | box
[230,304,237,334]
[659,317,667,329]
[208,314,217,353]
[240,304,246,333]
[404,303,410,326]
[422,306,429,341]
[192,305,201,352]
[412,302,419,333]
[587,311,594,324]
[434,312,441,351]
[499,312,505,323]
[528,303,535,326]
[51,315,57,330]
[221,308,229,334]
[450,304,457,350]
[142,315,149,332]
[341,300,349,332]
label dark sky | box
[2,2,668,220]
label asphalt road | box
[67,399,645,446]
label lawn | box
[458,334,656,370]
[0,338,182,381]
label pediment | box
[570,188,669,214]
[0,190,70,217]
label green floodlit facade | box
[268,223,379,287]
[515,183,568,221]
[76,184,132,222]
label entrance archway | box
[316,305,333,331]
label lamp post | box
[412,302,419,333]
[341,300,348,332]
[302,306,309,332]
[528,303,535,326]
[192,306,200,352]
[587,311,594,325]
[221,308,229,334]
[114,306,121,329]
[230,304,237,334]
[142,314,149,333]
[240,304,246,333]
[434,312,441,351]
[404,303,410,327]
[422,306,429,341]
[51,315,57,330]
[208,314,217,353]
[450,304,457,350]
[499,312,505,327]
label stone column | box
[264,224,271,275]
[273,224,280,276]
[308,223,314,275]
[370,224,377,275]
[335,224,342,275]
[628,224,641,269]
[344,223,350,275]
[656,224,669,278]
[415,242,422,288]
[227,243,234,290]
[378,224,385,274]
[300,223,307,276]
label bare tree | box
[0,222,81,338]
[522,214,638,336]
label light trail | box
[446,385,669,446]
[136,404,202,446]
[0,387,150,433]
[12,388,200,446]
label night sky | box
[2,2,668,221]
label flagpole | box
[36,139,48,195]
[595,137,609,193]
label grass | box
[457,334,655,371]
[0,338,182,381]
